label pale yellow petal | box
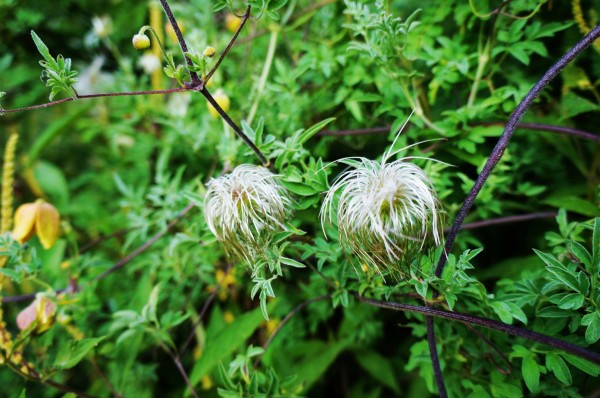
[35,202,60,249]
[11,203,38,243]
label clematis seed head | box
[204,165,291,264]
[321,156,442,280]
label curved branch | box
[435,23,600,278]
[356,294,600,365]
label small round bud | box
[203,46,216,58]
[207,89,230,118]
[225,13,242,33]
[132,33,151,50]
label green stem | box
[468,39,490,107]
[247,29,279,126]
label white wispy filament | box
[321,146,442,279]
[204,165,291,264]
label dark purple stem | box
[200,87,268,166]
[426,316,448,398]
[356,294,600,365]
[435,23,600,278]
[447,211,556,233]
[158,0,200,85]
[478,122,600,144]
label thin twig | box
[95,202,195,281]
[179,264,233,356]
[200,87,269,166]
[204,6,251,84]
[2,88,188,114]
[355,294,600,365]
[477,121,600,143]
[158,0,200,85]
[3,202,195,303]
[463,323,512,375]
[446,211,556,233]
[253,294,330,369]
[435,24,600,278]
[168,350,199,398]
[79,228,131,254]
[318,126,391,137]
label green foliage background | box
[0,0,599,397]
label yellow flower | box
[16,295,57,335]
[12,200,60,249]
[207,89,230,118]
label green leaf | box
[31,30,57,69]
[521,356,540,392]
[561,353,600,376]
[582,311,600,344]
[569,241,591,268]
[560,91,600,119]
[491,301,513,324]
[280,257,305,268]
[556,293,585,310]
[190,304,271,386]
[354,349,401,393]
[546,352,572,385]
[592,218,600,275]
[53,337,106,370]
[297,117,336,145]
[533,249,579,292]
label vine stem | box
[253,294,330,369]
[426,24,600,397]
[204,6,251,84]
[355,294,600,365]
[435,23,600,278]
[200,87,269,166]
[158,0,200,85]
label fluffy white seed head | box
[204,165,291,263]
[321,157,442,279]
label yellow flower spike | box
[225,13,241,33]
[11,202,38,244]
[207,90,230,118]
[35,201,60,249]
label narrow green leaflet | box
[53,337,106,370]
